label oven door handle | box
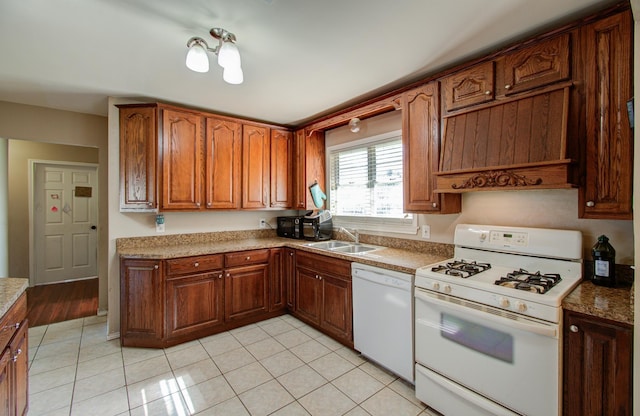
[415,289,558,338]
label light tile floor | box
[27,314,442,416]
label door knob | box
[90,225,97,230]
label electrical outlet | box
[156,222,165,233]
[259,218,267,229]
[421,225,431,239]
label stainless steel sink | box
[306,240,379,254]
[305,241,351,250]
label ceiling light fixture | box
[186,27,243,84]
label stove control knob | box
[432,282,440,291]
[498,297,510,308]
[443,284,452,294]
[515,301,527,312]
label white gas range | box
[414,224,582,416]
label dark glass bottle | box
[591,235,616,287]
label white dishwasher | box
[352,262,414,382]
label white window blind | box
[328,130,416,233]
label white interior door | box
[33,163,98,285]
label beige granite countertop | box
[563,280,634,326]
[0,278,28,318]
[117,230,453,274]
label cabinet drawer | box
[224,249,270,268]
[0,293,26,350]
[296,251,351,278]
[166,255,223,277]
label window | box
[328,130,416,233]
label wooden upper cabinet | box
[118,104,158,212]
[294,129,326,210]
[501,33,570,96]
[580,10,632,219]
[242,125,270,209]
[441,61,495,112]
[270,129,293,209]
[205,117,242,210]
[161,108,203,211]
[402,83,460,213]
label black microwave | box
[277,216,304,239]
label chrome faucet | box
[340,227,360,244]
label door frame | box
[28,160,99,286]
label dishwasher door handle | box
[353,270,412,291]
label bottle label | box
[595,259,610,277]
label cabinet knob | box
[432,202,437,208]
[245,256,251,261]
[226,273,231,277]
[147,202,153,206]
[196,202,201,207]
[218,273,223,279]
[194,262,199,267]
[154,264,159,270]
[484,90,491,95]
[586,201,595,207]
[569,325,579,333]
[12,348,22,362]
[289,252,294,257]
[207,202,212,208]
[504,84,512,90]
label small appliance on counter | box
[302,210,333,241]
[276,216,304,239]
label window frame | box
[326,129,417,234]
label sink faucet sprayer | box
[340,227,360,244]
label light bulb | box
[218,41,241,69]
[186,41,209,73]
[223,65,244,84]
[349,118,361,133]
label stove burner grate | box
[431,260,491,278]
[494,269,562,294]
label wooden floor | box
[27,278,99,327]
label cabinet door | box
[293,129,326,210]
[118,105,157,211]
[204,117,242,210]
[166,272,224,339]
[120,259,163,346]
[10,323,27,416]
[242,125,270,209]
[224,263,269,321]
[268,249,286,312]
[161,109,203,210]
[270,129,293,208]
[284,248,296,311]
[441,61,495,112]
[294,267,322,326]
[0,348,10,416]
[403,83,460,213]
[580,11,633,219]
[563,311,632,416]
[320,274,352,344]
[502,33,570,95]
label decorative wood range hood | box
[434,33,577,193]
[435,85,574,193]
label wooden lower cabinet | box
[563,310,632,416]
[121,249,285,348]
[284,248,296,311]
[294,251,353,346]
[120,259,164,347]
[0,293,28,416]
[268,248,286,312]
[166,272,224,340]
[225,263,269,322]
